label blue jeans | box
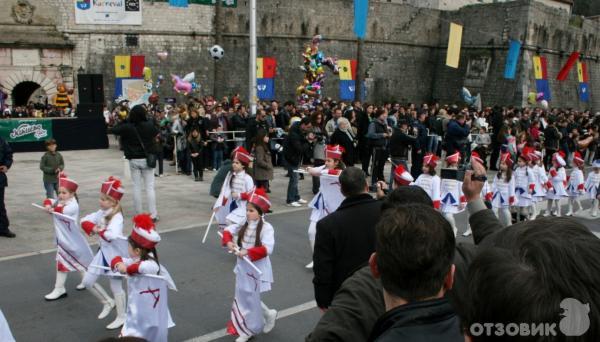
[44,182,58,199]
[213,149,223,170]
[286,165,300,204]
[427,134,439,154]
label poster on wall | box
[75,0,142,25]
[114,78,150,105]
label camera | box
[441,163,487,182]
[274,143,284,153]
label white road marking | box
[183,300,317,342]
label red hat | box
[101,176,124,201]
[423,153,439,168]
[518,152,531,162]
[248,187,271,213]
[393,165,414,186]
[522,147,536,161]
[325,145,344,160]
[231,146,253,166]
[552,152,566,167]
[58,172,78,193]
[532,150,543,161]
[130,214,160,249]
[500,152,513,168]
[470,151,483,164]
[573,151,584,166]
[446,152,461,165]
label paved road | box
[1,204,599,342]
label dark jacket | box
[283,122,310,167]
[330,128,356,166]
[245,117,270,149]
[253,144,273,181]
[109,120,159,159]
[445,120,470,150]
[367,119,388,148]
[544,125,562,151]
[210,159,232,198]
[0,137,13,187]
[368,298,463,342]
[230,113,248,132]
[388,127,416,159]
[313,193,382,308]
[40,151,65,183]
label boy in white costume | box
[565,151,586,216]
[545,152,568,217]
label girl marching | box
[221,188,277,342]
[43,173,94,301]
[213,147,255,228]
[80,176,129,330]
[490,152,515,227]
[545,151,568,217]
[585,160,600,217]
[111,214,176,342]
[565,151,586,216]
[305,145,346,269]
[440,152,466,236]
[413,153,441,210]
[513,151,536,221]
[529,149,547,220]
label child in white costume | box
[213,147,255,228]
[529,150,547,219]
[413,153,441,210]
[585,160,600,217]
[42,173,94,301]
[80,176,129,330]
[545,152,568,217]
[111,214,176,342]
[491,153,515,227]
[565,151,586,216]
[513,153,535,221]
[222,188,277,342]
[440,152,466,236]
[305,145,345,269]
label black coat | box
[313,193,382,308]
[330,129,356,166]
[110,120,159,159]
[283,122,310,167]
[0,137,12,187]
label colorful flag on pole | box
[354,0,369,39]
[169,0,188,7]
[130,55,145,78]
[556,52,580,81]
[504,40,521,80]
[577,61,589,102]
[114,55,131,78]
[533,55,551,101]
[257,57,276,100]
[446,23,463,69]
[338,59,358,100]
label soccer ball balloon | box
[209,45,224,60]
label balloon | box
[536,92,544,102]
[155,75,164,89]
[296,35,339,104]
[527,92,537,105]
[149,92,159,105]
[540,100,549,109]
[143,67,152,82]
[171,73,196,95]
[157,51,168,61]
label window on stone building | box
[125,34,139,47]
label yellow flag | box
[533,56,543,80]
[338,60,353,80]
[446,23,463,69]
[114,55,131,78]
[256,58,264,79]
[576,61,584,83]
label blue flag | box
[535,79,552,101]
[580,83,589,102]
[354,0,369,39]
[257,78,275,100]
[169,0,188,7]
[503,40,521,80]
[340,80,356,101]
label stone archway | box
[0,70,58,107]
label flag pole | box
[249,0,257,116]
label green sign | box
[0,119,53,143]
[190,0,237,7]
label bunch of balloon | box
[296,35,339,106]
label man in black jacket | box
[489,106,504,170]
[0,137,14,238]
[283,117,312,206]
[313,167,382,308]
[387,120,416,183]
[367,109,391,186]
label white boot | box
[591,200,599,217]
[106,293,126,330]
[565,200,574,216]
[544,200,552,217]
[45,271,68,301]
[235,335,252,342]
[462,225,472,237]
[555,200,561,217]
[530,203,538,220]
[574,199,582,214]
[305,240,315,269]
[76,271,86,291]
[261,302,277,333]
[88,284,115,319]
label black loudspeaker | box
[76,103,103,118]
[77,74,104,104]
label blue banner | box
[503,40,521,80]
[169,0,188,7]
[535,79,552,101]
[579,83,589,102]
[339,80,366,101]
[257,78,275,100]
[354,0,369,39]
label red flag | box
[262,57,277,79]
[350,60,358,80]
[556,52,579,81]
[130,55,145,78]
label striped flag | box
[114,55,131,78]
[446,23,463,68]
[577,61,589,102]
[338,59,358,100]
[257,57,276,100]
[533,56,551,101]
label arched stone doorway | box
[0,70,58,107]
[12,81,46,106]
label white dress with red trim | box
[513,166,535,207]
[491,174,515,209]
[566,169,585,198]
[308,166,344,223]
[223,219,274,339]
[440,178,465,214]
[585,172,600,200]
[115,258,176,342]
[213,171,255,227]
[546,167,568,200]
[46,198,93,272]
[413,174,441,209]
[532,164,548,202]
[81,209,129,276]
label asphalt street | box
[1,204,599,342]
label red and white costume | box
[221,190,276,341]
[567,153,585,199]
[546,154,568,200]
[413,153,441,209]
[307,166,344,242]
[111,215,176,342]
[530,151,548,203]
[585,169,600,200]
[393,164,414,187]
[513,161,535,208]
